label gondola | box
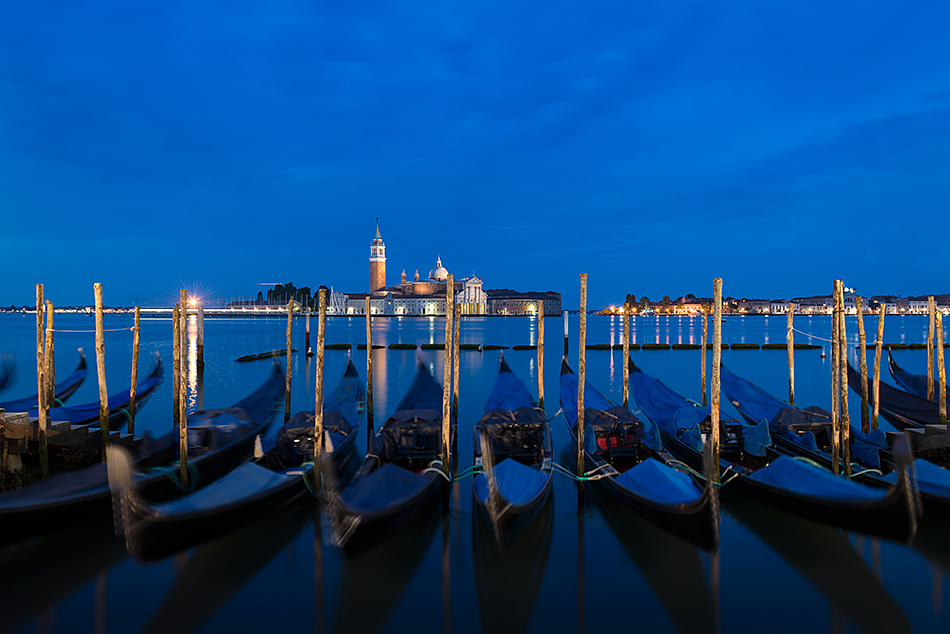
[472,355,553,549]
[888,349,948,401]
[0,363,285,542]
[0,350,87,412]
[328,356,454,555]
[108,358,364,561]
[722,363,950,519]
[46,354,163,429]
[847,360,941,430]
[628,361,918,541]
[560,359,716,550]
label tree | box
[639,296,650,310]
[256,291,263,302]
[662,295,672,306]
[685,293,695,300]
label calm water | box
[1,313,948,634]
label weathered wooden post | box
[563,310,569,358]
[365,297,374,431]
[701,306,708,407]
[856,297,870,433]
[441,275,455,478]
[538,311,546,411]
[929,296,936,401]
[873,304,885,430]
[44,301,54,420]
[622,304,629,409]
[452,302,461,421]
[837,282,851,476]
[285,298,294,423]
[95,283,110,459]
[172,303,180,425]
[831,283,840,474]
[577,274,587,483]
[313,287,327,489]
[937,312,946,424]
[129,307,140,435]
[179,289,188,487]
[787,302,795,406]
[710,279,723,485]
[45,300,55,408]
[196,304,204,367]
[35,285,48,477]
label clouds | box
[1,1,949,306]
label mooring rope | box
[145,461,199,491]
[51,327,135,333]
[790,327,883,347]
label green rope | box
[145,461,199,491]
[115,407,133,422]
[453,465,484,481]
[300,462,323,498]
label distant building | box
[328,222,558,316]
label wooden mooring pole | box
[787,302,795,407]
[538,312,546,412]
[285,298,294,423]
[314,287,327,488]
[179,289,188,487]
[577,274,587,485]
[928,296,936,401]
[873,304,885,430]
[563,310,569,358]
[129,307,140,435]
[452,302,460,422]
[35,285,48,477]
[701,306,708,407]
[837,281,851,476]
[172,303,180,425]
[937,312,946,424]
[622,304,629,409]
[856,297,870,433]
[45,300,55,409]
[306,307,312,354]
[710,279,722,485]
[831,282,840,474]
[441,275,455,478]
[365,297,374,432]
[95,283,109,460]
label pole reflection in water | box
[577,498,585,634]
[316,505,324,634]
[443,502,452,634]
[724,494,911,634]
[473,496,553,634]
[934,565,943,618]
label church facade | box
[328,221,559,316]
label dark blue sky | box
[2,1,949,309]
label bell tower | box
[369,218,386,293]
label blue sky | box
[2,0,949,309]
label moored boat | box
[561,359,717,550]
[472,355,553,549]
[108,358,364,561]
[629,360,918,542]
[0,350,87,412]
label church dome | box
[428,256,449,281]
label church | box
[329,220,488,315]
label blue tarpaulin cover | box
[473,458,549,507]
[881,458,950,498]
[746,456,890,501]
[614,457,703,505]
[629,368,706,452]
[560,369,661,451]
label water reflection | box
[141,501,312,634]
[187,315,198,413]
[724,493,911,634]
[334,501,441,634]
[472,496,553,634]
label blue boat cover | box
[888,350,948,401]
[850,427,888,469]
[153,462,291,514]
[485,362,536,412]
[48,359,163,425]
[0,353,88,412]
[342,462,432,513]
[746,456,889,502]
[560,370,661,450]
[629,369,707,452]
[881,458,950,499]
[473,458,549,507]
[614,457,703,505]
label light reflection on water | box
[0,313,948,634]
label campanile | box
[369,219,386,293]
